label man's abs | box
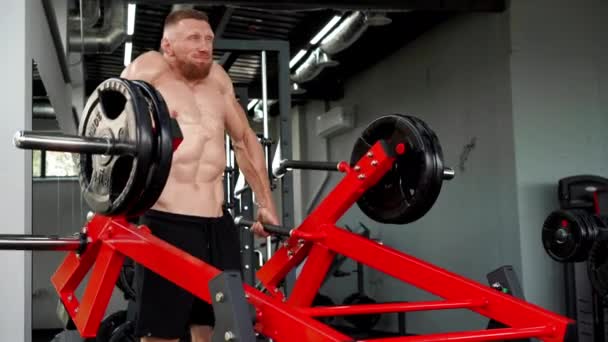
[149,71,227,218]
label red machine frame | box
[51,140,574,341]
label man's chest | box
[153,75,226,126]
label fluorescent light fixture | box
[123,42,133,66]
[289,49,307,69]
[247,99,259,111]
[310,15,341,45]
[127,4,136,35]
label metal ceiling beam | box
[215,7,234,37]
[131,0,506,12]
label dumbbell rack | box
[42,139,574,341]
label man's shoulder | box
[122,51,169,82]
[134,51,170,71]
[209,62,232,93]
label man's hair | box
[164,9,209,29]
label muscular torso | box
[148,64,228,218]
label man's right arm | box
[120,51,168,83]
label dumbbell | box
[541,209,608,263]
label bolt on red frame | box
[51,139,575,341]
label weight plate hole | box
[99,90,127,120]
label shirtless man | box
[120,9,278,342]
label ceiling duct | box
[68,0,127,54]
[320,11,391,55]
[68,0,102,30]
[291,47,339,84]
[290,11,391,84]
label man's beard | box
[175,58,211,81]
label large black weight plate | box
[78,78,154,216]
[312,293,337,325]
[350,114,444,224]
[588,239,608,301]
[126,80,174,217]
[108,320,136,342]
[342,293,380,331]
[541,210,594,263]
[96,310,127,342]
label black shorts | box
[133,209,242,339]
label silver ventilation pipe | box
[290,11,391,84]
[68,0,101,30]
[291,48,339,84]
[68,0,128,54]
[320,11,391,55]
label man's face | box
[169,19,215,80]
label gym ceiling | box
[34,0,506,118]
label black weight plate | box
[108,320,136,342]
[78,78,154,216]
[96,310,127,342]
[542,210,590,263]
[312,293,337,325]
[342,293,380,331]
[588,239,608,300]
[126,80,174,217]
[405,115,445,222]
[350,114,444,224]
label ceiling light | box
[123,42,132,66]
[247,99,259,111]
[289,49,307,69]
[127,4,136,35]
[310,15,342,45]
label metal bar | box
[275,160,342,178]
[261,49,273,260]
[281,160,342,171]
[322,224,572,335]
[215,7,234,37]
[75,243,124,337]
[13,131,137,155]
[257,141,394,288]
[238,188,255,286]
[0,235,81,251]
[276,37,297,296]
[235,217,291,237]
[287,244,335,307]
[98,216,350,341]
[41,0,71,83]
[361,326,554,342]
[299,299,485,317]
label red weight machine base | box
[51,140,575,341]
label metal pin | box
[367,152,374,158]
[371,160,378,167]
[358,174,366,180]
[354,165,361,172]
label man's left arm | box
[218,66,278,236]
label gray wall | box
[297,12,519,334]
[295,1,608,334]
[509,0,608,313]
[0,1,31,341]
